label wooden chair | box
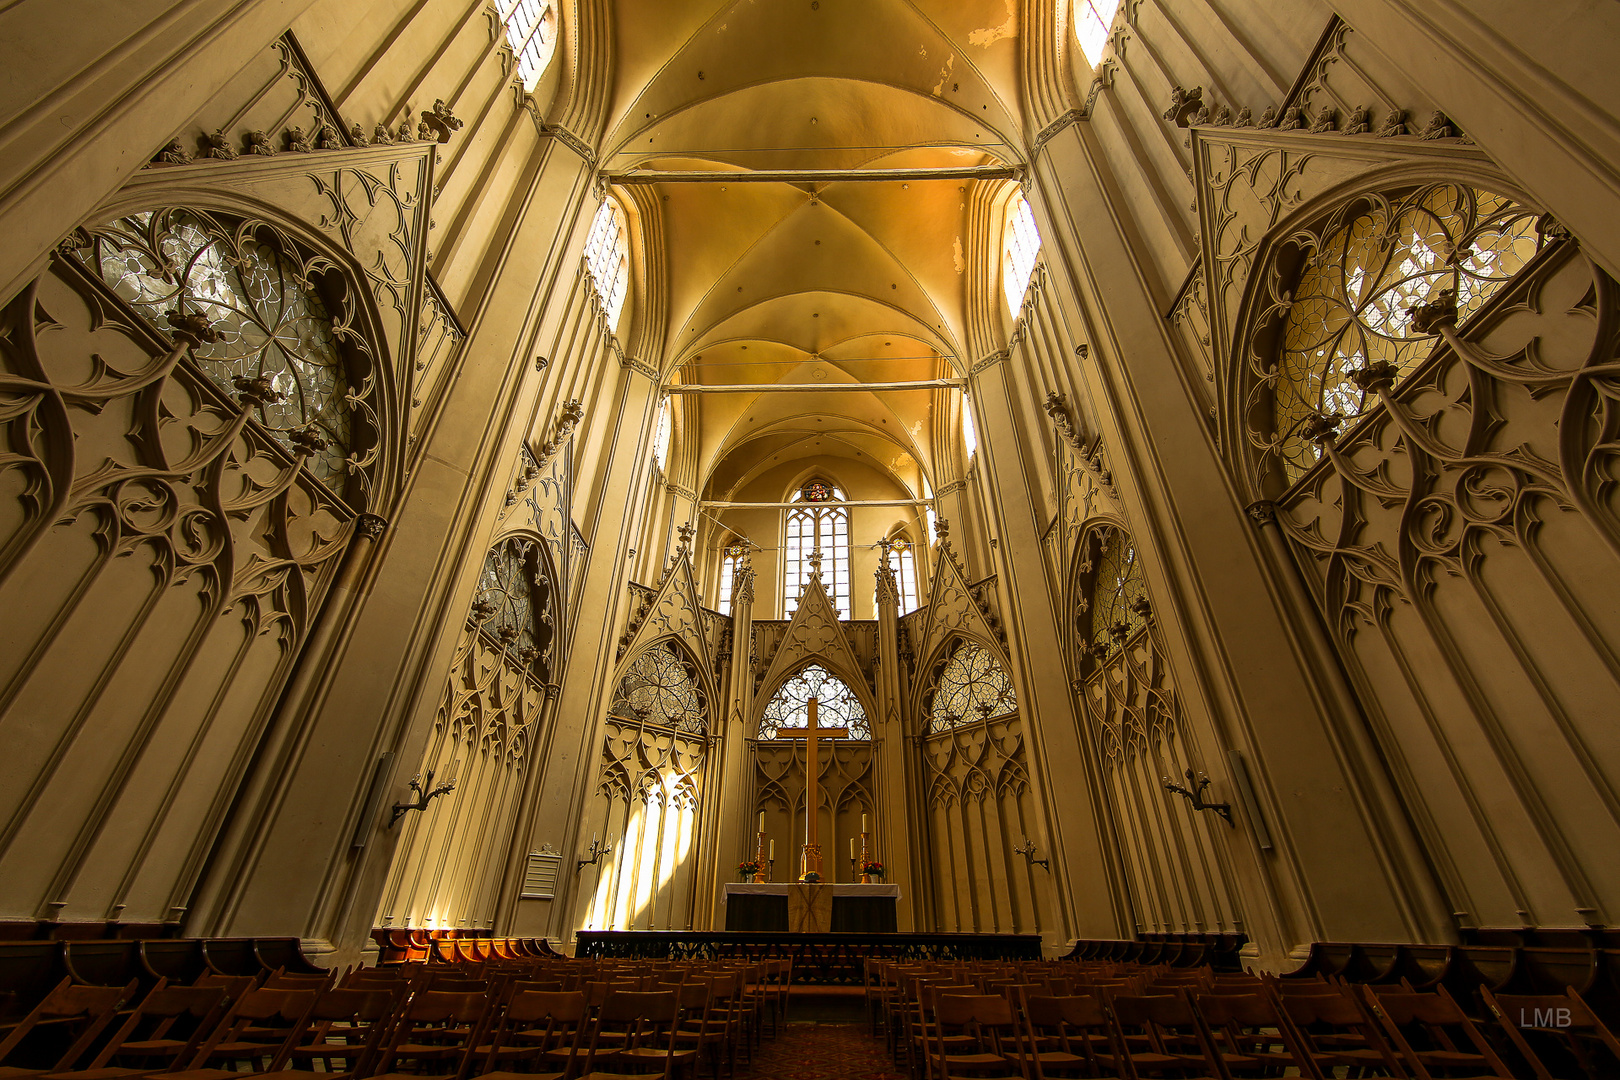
[160,987,323,1080]
[1359,985,1513,1078]
[923,994,1031,1080]
[1479,987,1620,1080]
[579,990,682,1080]
[287,987,403,1078]
[1276,986,1407,1077]
[1194,991,1315,1077]
[473,990,589,1080]
[1101,994,1223,1079]
[1016,993,1113,1079]
[40,984,230,1079]
[0,979,138,1080]
[372,991,495,1080]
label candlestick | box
[753,830,767,883]
[860,830,873,884]
[862,813,868,832]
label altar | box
[721,882,900,933]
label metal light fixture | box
[390,769,456,827]
[1163,768,1234,825]
[1013,838,1050,872]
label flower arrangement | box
[861,860,885,877]
[737,860,761,880]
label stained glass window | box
[1074,0,1121,66]
[759,663,870,741]
[929,640,1016,732]
[609,642,705,735]
[74,209,354,494]
[1085,528,1146,659]
[475,538,551,677]
[585,199,629,329]
[1273,184,1539,483]
[961,392,978,458]
[1002,195,1042,317]
[784,481,849,616]
[500,0,558,90]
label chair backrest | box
[86,984,229,1069]
[0,977,138,1068]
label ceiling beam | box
[700,499,931,509]
[604,164,1022,185]
[665,380,962,394]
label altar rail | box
[574,931,1043,984]
[1063,932,1247,971]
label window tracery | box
[653,398,672,473]
[718,542,746,615]
[784,480,849,615]
[1001,196,1042,317]
[1073,0,1121,66]
[73,208,365,497]
[501,0,558,90]
[885,537,918,614]
[759,664,870,741]
[474,537,553,679]
[585,198,630,329]
[928,640,1016,732]
[1268,184,1540,483]
[608,642,706,735]
[1080,526,1147,661]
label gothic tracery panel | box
[758,664,870,741]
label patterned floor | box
[746,1022,902,1080]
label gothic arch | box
[752,657,876,743]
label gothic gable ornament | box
[613,549,716,704]
[753,570,876,729]
[910,536,1010,682]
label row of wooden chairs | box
[0,956,798,1080]
[875,957,1620,1079]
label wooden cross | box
[776,695,848,879]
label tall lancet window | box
[717,542,746,616]
[879,537,919,614]
[783,481,849,616]
[653,398,672,473]
[1001,195,1042,317]
[1073,0,1121,66]
[500,0,559,90]
[584,198,629,329]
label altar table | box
[720,882,900,932]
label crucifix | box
[776,693,848,880]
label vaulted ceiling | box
[600,0,1030,504]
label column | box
[872,552,915,927]
[705,560,756,927]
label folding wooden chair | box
[1276,985,1406,1077]
[579,990,683,1080]
[1016,993,1112,1079]
[41,984,229,1080]
[1194,991,1316,1077]
[1102,993,1223,1079]
[0,979,138,1080]
[372,991,494,1080]
[473,990,589,1080]
[287,987,403,1078]
[161,988,323,1080]
[1481,986,1620,1080]
[924,994,1032,1080]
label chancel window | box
[608,642,706,735]
[759,664,870,741]
[784,481,849,616]
[653,398,672,473]
[1073,0,1120,66]
[1084,528,1146,660]
[882,538,919,614]
[585,198,630,329]
[1002,196,1042,317]
[474,538,553,679]
[501,0,558,90]
[1271,184,1539,483]
[717,543,746,616]
[73,209,356,495]
[929,640,1016,732]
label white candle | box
[862,813,868,832]
[850,837,856,858]
[758,810,765,832]
[769,839,775,860]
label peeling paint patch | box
[953,237,966,274]
[931,54,955,97]
[967,0,1017,47]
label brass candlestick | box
[860,831,872,884]
[753,831,767,883]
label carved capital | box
[1349,360,1399,393]
[1407,288,1458,335]
[355,513,388,541]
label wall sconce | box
[1013,838,1049,872]
[1163,768,1233,825]
[390,769,456,827]
[577,835,613,873]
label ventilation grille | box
[521,850,562,899]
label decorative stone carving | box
[203,129,237,159]
[286,126,313,153]
[246,130,276,156]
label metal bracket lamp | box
[1163,768,1234,825]
[577,836,613,873]
[390,770,456,827]
[1013,838,1050,872]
